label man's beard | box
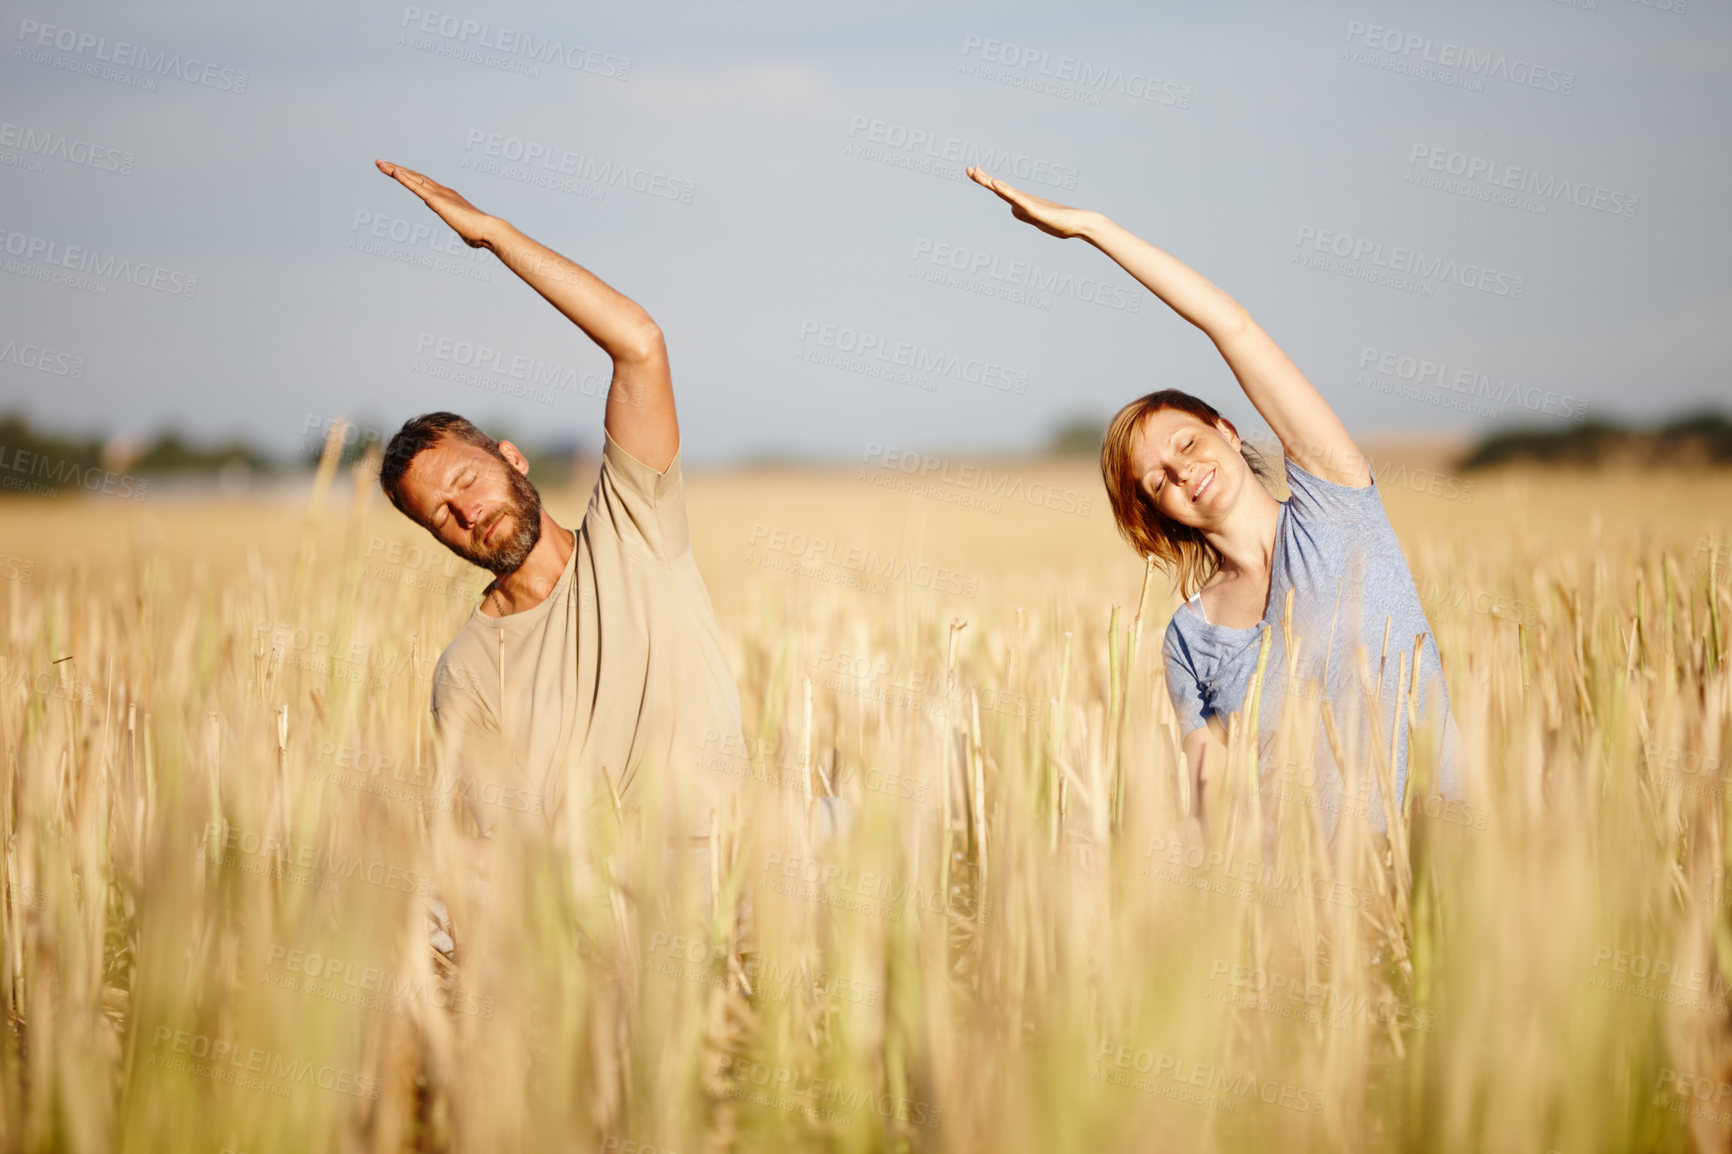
[452,460,544,575]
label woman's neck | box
[1205,482,1281,581]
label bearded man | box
[372,158,743,849]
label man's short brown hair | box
[378,412,500,515]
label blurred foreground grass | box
[2,445,1730,1153]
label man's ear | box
[496,440,531,475]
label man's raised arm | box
[376,158,679,471]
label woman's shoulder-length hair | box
[1099,389,1273,599]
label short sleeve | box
[431,657,498,763]
[431,660,525,837]
[588,430,690,560]
[1281,456,1384,524]
[1161,622,1208,736]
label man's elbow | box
[614,320,666,367]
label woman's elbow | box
[1210,306,1255,347]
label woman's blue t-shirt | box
[1160,456,1462,840]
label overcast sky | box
[2,0,1725,464]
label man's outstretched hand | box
[966,166,1099,241]
[376,159,497,250]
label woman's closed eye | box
[1154,439,1198,493]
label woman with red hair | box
[967,168,1460,841]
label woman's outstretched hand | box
[966,166,1099,240]
[376,159,497,250]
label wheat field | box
[2,437,1730,1154]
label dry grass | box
[2,442,1730,1153]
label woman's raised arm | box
[967,168,1369,487]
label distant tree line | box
[1043,409,1732,470]
[1456,410,1732,469]
[0,412,274,492]
[0,411,593,496]
[3,407,1729,499]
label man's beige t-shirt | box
[429,431,742,840]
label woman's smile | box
[1191,466,1216,503]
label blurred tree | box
[1046,415,1106,458]
[1459,409,1732,469]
